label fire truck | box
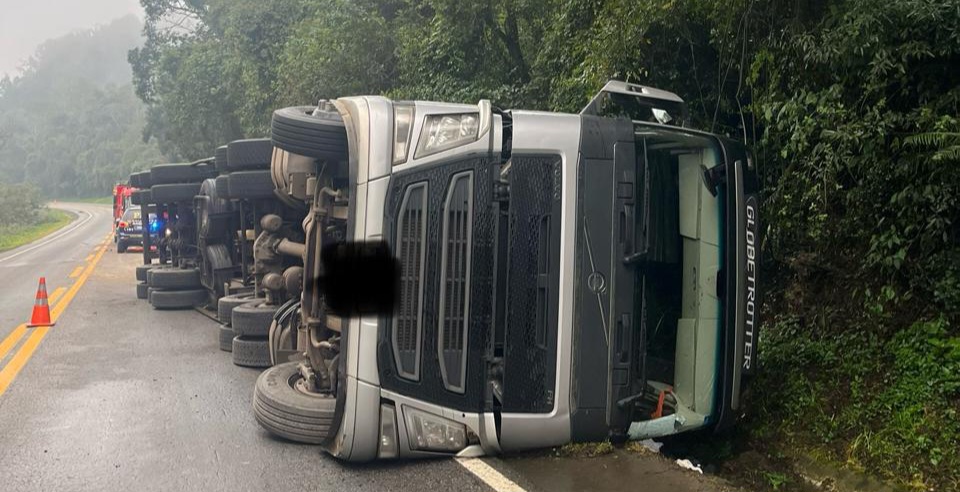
[113,183,136,230]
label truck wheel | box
[199,178,233,215]
[232,336,271,368]
[130,170,152,188]
[214,175,230,200]
[198,179,233,241]
[134,189,152,205]
[232,301,277,337]
[136,282,148,299]
[253,362,335,444]
[218,324,234,352]
[150,163,215,185]
[271,106,348,161]
[226,170,275,200]
[201,244,233,300]
[218,293,254,325]
[214,145,229,173]
[135,264,154,282]
[148,267,201,289]
[151,182,202,204]
[149,288,207,309]
[130,189,149,206]
[226,139,272,171]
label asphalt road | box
[0,203,738,492]
[0,202,112,339]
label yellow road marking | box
[0,324,27,362]
[69,266,84,278]
[0,326,49,396]
[48,286,66,307]
[85,254,94,262]
[0,235,112,398]
[51,239,110,322]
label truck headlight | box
[404,407,467,452]
[415,113,479,159]
[393,105,415,165]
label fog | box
[0,0,143,77]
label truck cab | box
[256,81,760,461]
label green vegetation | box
[557,441,616,458]
[0,16,164,198]
[73,196,114,205]
[0,209,73,252]
[0,183,74,252]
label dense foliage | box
[0,182,45,228]
[0,16,163,198]
[130,0,958,488]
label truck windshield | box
[632,124,724,427]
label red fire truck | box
[113,183,136,230]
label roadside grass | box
[555,441,615,458]
[72,196,112,205]
[0,208,74,252]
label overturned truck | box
[254,81,761,460]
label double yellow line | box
[0,234,112,397]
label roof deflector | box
[580,80,688,127]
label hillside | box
[0,15,163,198]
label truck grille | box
[502,155,562,413]
[439,171,473,393]
[394,182,428,380]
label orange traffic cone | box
[27,277,55,327]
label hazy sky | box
[0,0,144,78]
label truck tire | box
[218,293,255,325]
[201,244,233,300]
[271,106,347,161]
[199,178,233,215]
[150,163,215,185]
[214,145,229,173]
[130,171,151,188]
[232,336,271,368]
[253,362,335,444]
[148,267,201,289]
[198,178,234,242]
[150,288,207,309]
[135,264,154,282]
[130,189,151,206]
[218,324,234,352]
[151,182,201,204]
[214,175,230,199]
[226,139,272,171]
[136,282,148,299]
[232,301,277,337]
[226,170,274,200]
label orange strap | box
[650,386,674,419]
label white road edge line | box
[0,208,92,264]
[456,457,527,492]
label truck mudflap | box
[714,139,760,430]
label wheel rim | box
[290,372,330,400]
